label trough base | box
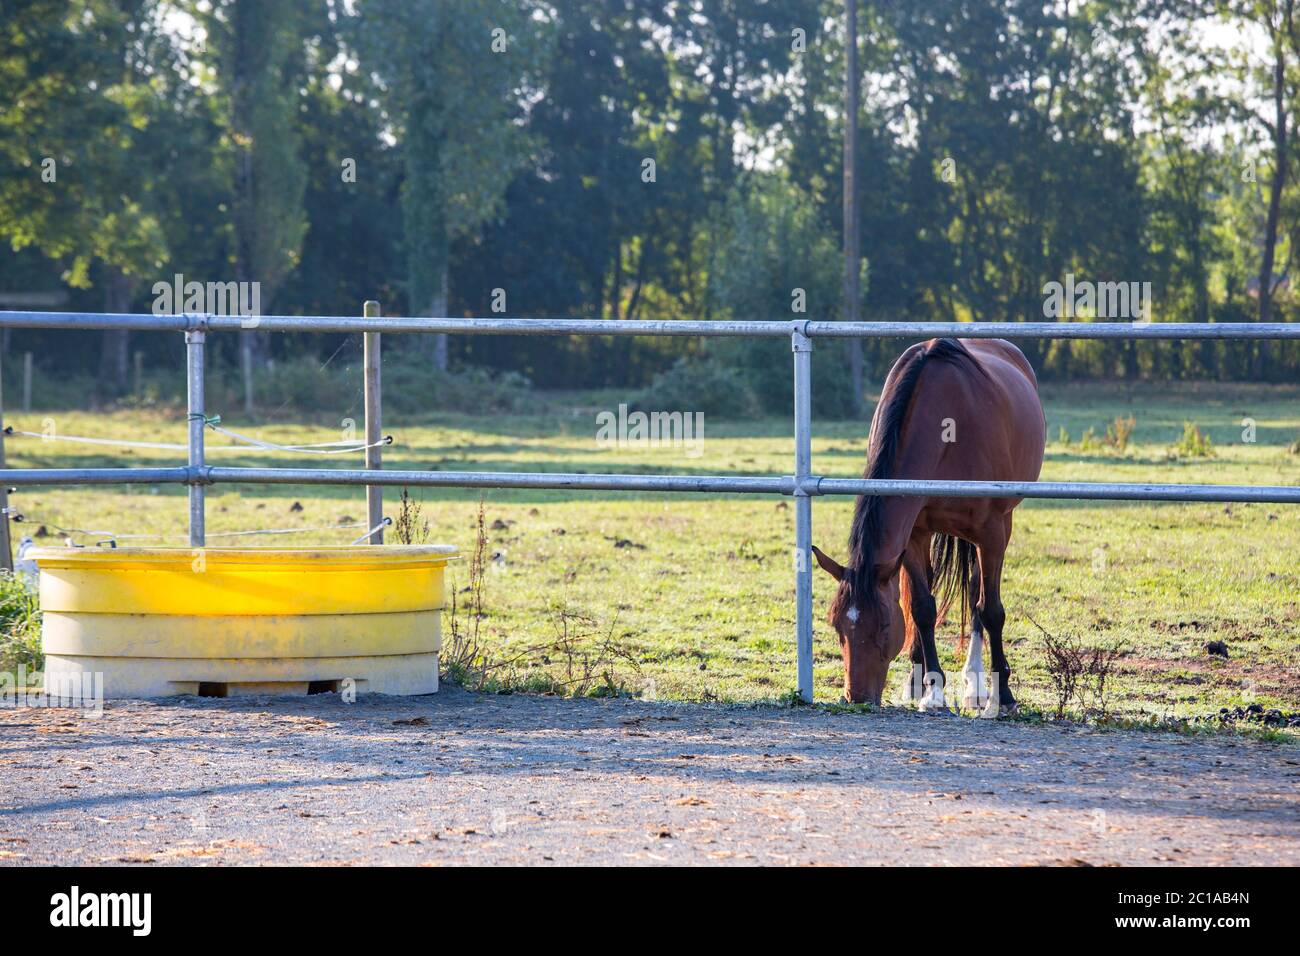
[43,652,440,699]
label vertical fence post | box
[186,326,206,548]
[363,300,383,544]
[792,322,814,703]
[22,351,32,412]
[242,341,254,416]
[0,356,11,571]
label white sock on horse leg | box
[899,662,923,702]
[961,628,986,711]
[918,671,946,711]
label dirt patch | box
[1,689,1296,866]
[1119,654,1299,698]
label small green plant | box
[393,488,429,545]
[1028,614,1125,720]
[442,498,489,687]
[1171,421,1214,458]
[0,571,42,678]
[1056,425,1070,446]
[1105,414,1136,452]
[1078,425,1101,451]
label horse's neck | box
[867,416,946,573]
[872,494,926,577]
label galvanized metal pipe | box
[3,465,1293,505]
[204,467,795,495]
[185,330,206,547]
[5,310,1300,339]
[201,468,1300,505]
[0,468,190,486]
[803,321,1300,340]
[363,301,384,544]
[0,311,192,331]
[809,477,1300,504]
[791,326,815,704]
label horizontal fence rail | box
[4,310,1300,339]
[2,469,1299,505]
[2,307,1298,703]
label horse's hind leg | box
[959,563,987,711]
[977,516,1016,714]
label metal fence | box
[3,308,1299,702]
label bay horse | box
[811,338,1044,712]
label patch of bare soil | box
[1,688,1296,865]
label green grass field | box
[3,380,1298,729]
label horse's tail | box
[931,534,977,647]
[899,568,918,655]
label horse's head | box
[812,546,906,705]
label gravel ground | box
[2,688,1297,866]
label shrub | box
[1171,421,1214,458]
[257,356,344,410]
[1030,614,1125,720]
[1105,414,1136,452]
[383,358,533,416]
[0,571,42,677]
[635,357,762,419]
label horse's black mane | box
[841,338,983,608]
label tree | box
[359,0,547,369]
[709,172,853,414]
[192,0,310,408]
[843,0,864,414]
[0,0,170,395]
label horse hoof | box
[999,702,1020,717]
[918,703,952,716]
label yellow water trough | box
[32,546,459,698]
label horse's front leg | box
[902,535,946,712]
[900,630,925,703]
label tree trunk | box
[431,262,449,372]
[99,269,135,395]
[843,0,865,416]
[1257,29,1289,378]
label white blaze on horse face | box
[846,606,860,623]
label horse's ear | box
[811,546,845,581]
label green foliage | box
[0,573,42,678]
[1171,421,1214,458]
[5,383,1300,722]
[707,174,859,416]
[253,357,343,411]
[359,0,549,315]
[382,357,534,416]
[636,358,761,419]
[5,0,1300,391]
[198,0,309,305]
[1106,415,1137,453]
